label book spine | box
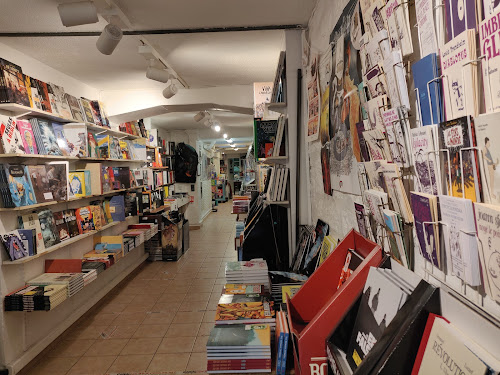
[280,332,289,375]
[277,331,284,375]
[0,68,7,103]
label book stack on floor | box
[232,196,250,214]
[206,324,272,373]
[225,260,270,292]
[27,273,84,298]
[275,311,290,375]
[215,294,276,329]
[4,284,67,311]
[82,269,97,286]
[82,261,106,275]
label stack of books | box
[4,284,67,311]
[28,273,84,298]
[232,197,250,214]
[82,269,97,286]
[206,324,272,373]
[82,261,106,275]
[225,260,270,292]
[215,294,276,327]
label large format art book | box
[5,164,36,207]
[254,119,278,159]
[412,54,442,126]
[0,115,25,154]
[410,192,440,268]
[16,120,37,155]
[438,116,481,202]
[479,6,500,113]
[27,165,54,203]
[410,125,440,195]
[207,324,271,349]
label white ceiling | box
[0,0,316,136]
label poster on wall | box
[253,82,280,120]
[319,47,333,145]
[328,0,363,195]
[307,57,321,142]
[321,144,333,195]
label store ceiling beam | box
[0,25,303,37]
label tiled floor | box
[20,201,237,375]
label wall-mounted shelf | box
[266,200,290,206]
[0,185,146,212]
[266,102,287,114]
[0,154,146,163]
[148,166,170,170]
[258,156,288,164]
[0,103,146,140]
[2,216,136,265]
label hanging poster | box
[307,57,321,142]
[319,48,333,145]
[321,144,333,195]
[328,0,363,195]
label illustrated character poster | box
[329,0,363,195]
[307,57,321,142]
[319,47,333,145]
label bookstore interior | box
[1,0,500,374]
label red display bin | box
[286,229,383,375]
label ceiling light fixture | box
[227,139,233,143]
[96,23,123,55]
[194,111,207,122]
[146,65,175,83]
[58,1,98,27]
[214,125,221,132]
[162,82,178,99]
[223,133,228,139]
[204,119,213,128]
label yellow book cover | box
[317,235,338,267]
[281,285,302,303]
[68,172,86,198]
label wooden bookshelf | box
[0,185,146,212]
[139,205,170,215]
[258,155,288,164]
[2,216,136,265]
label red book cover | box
[125,122,133,134]
[75,206,94,234]
[410,313,449,375]
[45,259,82,273]
[265,143,274,157]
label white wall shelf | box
[266,102,287,114]
[258,156,288,164]
[0,154,146,163]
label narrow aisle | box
[21,201,237,375]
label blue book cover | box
[412,54,443,126]
[18,229,35,256]
[280,331,289,375]
[5,164,37,207]
[109,195,125,222]
[37,120,62,156]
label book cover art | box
[21,213,45,253]
[440,30,477,120]
[96,134,110,159]
[207,324,271,348]
[79,98,95,124]
[445,0,476,40]
[5,164,36,206]
[109,195,125,222]
[254,119,278,159]
[302,219,329,273]
[474,203,500,303]
[346,268,408,370]
[215,300,275,322]
[363,129,392,161]
[411,192,440,267]
[38,120,62,156]
[475,112,500,204]
[317,235,338,267]
[87,132,98,158]
[0,116,25,154]
[68,172,85,198]
[382,108,409,167]
[440,195,481,285]
[51,123,71,156]
[109,137,122,159]
[90,100,104,126]
[225,260,268,273]
[410,126,440,195]
[480,8,500,112]
[1,230,29,261]
[438,116,480,201]
[48,83,72,119]
[27,165,54,203]
[75,206,95,234]
[63,124,87,157]
[18,228,35,256]
[38,209,61,248]
[3,69,30,106]
[98,101,110,128]
[34,79,52,113]
[112,167,131,189]
[63,209,79,238]
[363,189,388,225]
[89,205,103,230]
[46,162,68,201]
[29,77,43,110]
[354,203,370,239]
[412,54,442,125]
[16,120,38,155]
[53,211,70,241]
[65,94,85,122]
[119,140,131,159]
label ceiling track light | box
[96,23,123,55]
[162,82,178,99]
[223,133,228,139]
[146,65,175,83]
[212,125,221,132]
[194,111,207,122]
[58,1,98,27]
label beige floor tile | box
[179,299,208,311]
[131,294,160,305]
[198,322,215,336]
[189,284,214,293]
[186,352,208,371]
[141,311,175,325]
[203,310,217,323]
[121,302,155,313]
[97,303,128,314]
[147,353,190,372]
[157,336,196,353]
[166,285,192,293]
[192,336,208,352]
[157,292,187,303]
[112,312,147,325]
[119,286,144,295]
[84,339,128,356]
[49,340,95,357]
[84,312,118,326]
[120,337,162,355]
[107,354,153,373]
[186,292,211,302]
[101,325,138,339]
[26,357,79,375]
[165,323,201,337]
[64,325,109,341]
[151,301,182,312]
[66,356,115,375]
[172,311,205,324]
[132,324,169,338]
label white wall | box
[301,0,361,241]
[0,41,98,100]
